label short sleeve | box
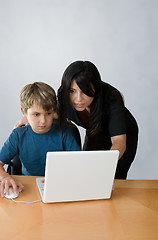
[62,127,81,151]
[0,130,19,164]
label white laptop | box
[36,150,119,203]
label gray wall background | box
[0,0,157,179]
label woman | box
[58,61,138,179]
[15,60,138,179]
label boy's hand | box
[0,175,24,197]
[41,178,45,183]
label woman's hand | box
[13,116,29,129]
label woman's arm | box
[111,134,126,159]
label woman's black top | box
[58,81,138,179]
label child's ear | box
[21,108,25,115]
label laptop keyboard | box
[36,178,45,198]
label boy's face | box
[23,103,54,134]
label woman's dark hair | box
[58,60,103,136]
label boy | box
[0,82,81,197]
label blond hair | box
[20,82,57,113]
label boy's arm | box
[63,124,81,151]
[0,161,24,197]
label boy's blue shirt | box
[0,119,80,176]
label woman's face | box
[69,80,94,112]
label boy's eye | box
[34,113,39,116]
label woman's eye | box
[70,89,75,93]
